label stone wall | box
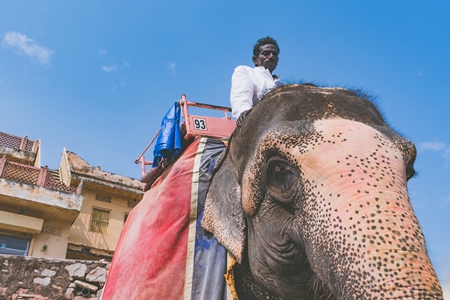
[0,255,110,300]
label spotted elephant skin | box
[202,84,443,299]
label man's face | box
[252,44,279,73]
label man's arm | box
[230,66,254,119]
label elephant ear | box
[201,158,246,263]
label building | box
[60,148,143,261]
[0,131,143,260]
[0,132,81,258]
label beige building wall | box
[0,204,75,259]
[61,149,143,260]
[68,188,133,252]
[58,147,71,187]
[29,221,72,258]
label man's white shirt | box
[230,65,279,119]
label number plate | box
[193,118,207,131]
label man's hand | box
[236,109,251,126]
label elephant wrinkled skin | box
[202,84,443,299]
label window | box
[95,194,111,203]
[0,234,30,256]
[89,208,110,234]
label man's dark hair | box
[253,36,280,56]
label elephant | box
[201,84,444,299]
[102,84,443,300]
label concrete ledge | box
[0,179,82,222]
[0,211,43,234]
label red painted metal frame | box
[134,95,236,178]
[179,94,236,140]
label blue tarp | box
[152,102,182,167]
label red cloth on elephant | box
[102,141,195,299]
[102,138,231,300]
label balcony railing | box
[0,156,80,194]
[0,132,39,153]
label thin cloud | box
[167,61,176,78]
[98,49,108,57]
[442,192,450,208]
[417,69,425,77]
[101,65,118,73]
[2,31,53,65]
[419,141,450,163]
[420,142,446,151]
[444,148,450,162]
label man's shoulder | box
[232,66,259,79]
[234,65,254,73]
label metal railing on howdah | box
[134,94,236,179]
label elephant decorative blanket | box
[102,138,233,300]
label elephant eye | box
[266,157,299,204]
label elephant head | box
[202,84,443,299]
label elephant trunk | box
[312,190,443,299]
[294,119,443,299]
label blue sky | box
[1,1,449,295]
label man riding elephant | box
[102,34,443,298]
[230,36,282,126]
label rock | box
[65,263,87,279]
[0,257,110,299]
[74,280,98,292]
[96,288,103,297]
[33,277,51,286]
[14,288,28,294]
[13,294,49,299]
[41,269,56,277]
[65,287,74,299]
[13,293,47,299]
[85,267,107,283]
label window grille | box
[42,225,62,236]
[90,208,110,234]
